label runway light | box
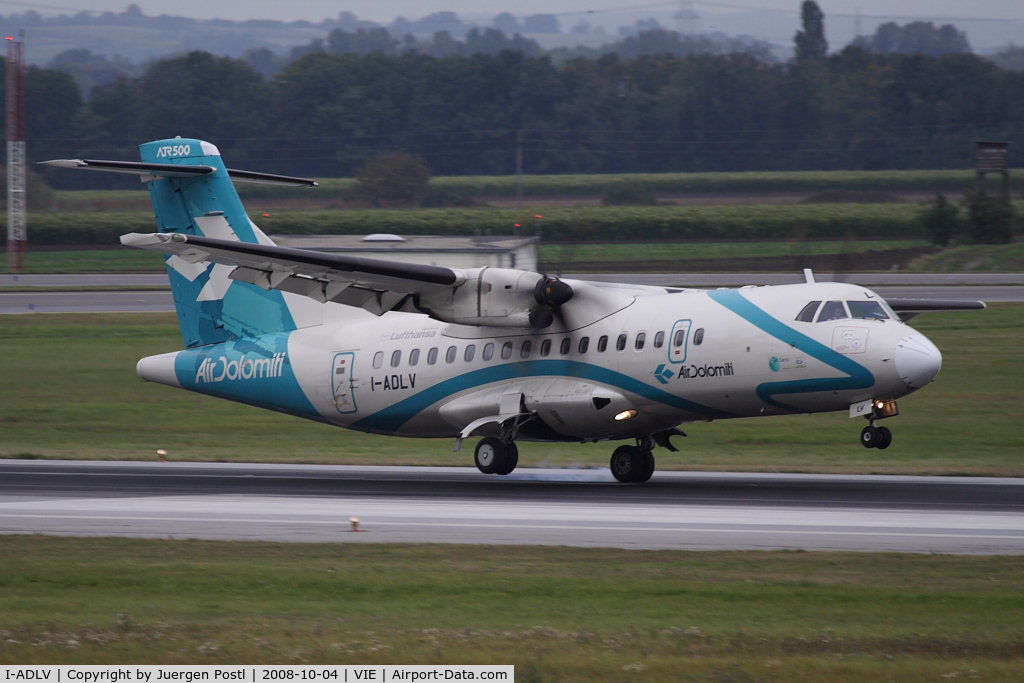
[156,449,168,461]
[348,516,360,532]
[614,409,638,421]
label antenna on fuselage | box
[803,268,815,284]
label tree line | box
[12,33,1024,189]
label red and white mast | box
[6,31,26,272]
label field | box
[0,536,1022,678]
[1,306,1021,474]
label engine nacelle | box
[417,267,566,328]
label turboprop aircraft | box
[42,138,985,482]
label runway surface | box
[2,460,1022,554]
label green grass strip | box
[0,305,1020,474]
[0,536,1021,678]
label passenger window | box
[409,348,420,367]
[427,347,438,365]
[482,343,494,361]
[848,300,889,320]
[578,337,589,354]
[693,328,704,345]
[373,351,384,369]
[520,340,532,358]
[653,331,665,348]
[464,344,476,362]
[635,332,646,350]
[817,300,848,322]
[540,339,551,357]
[445,345,457,364]
[501,342,513,360]
[390,350,402,367]
[560,338,571,355]
[616,333,628,351]
[673,329,685,347]
[597,335,608,352]
[796,301,821,322]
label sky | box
[10,0,1022,25]
[6,0,1023,54]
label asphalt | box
[2,461,1022,554]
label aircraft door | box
[668,319,692,364]
[331,352,358,414]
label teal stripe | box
[708,289,875,410]
[352,359,735,434]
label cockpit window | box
[796,301,821,322]
[816,300,848,322]
[847,300,889,320]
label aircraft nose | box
[894,333,942,389]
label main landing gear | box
[474,437,519,476]
[609,441,655,483]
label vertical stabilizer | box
[138,138,313,347]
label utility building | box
[272,233,539,271]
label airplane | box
[42,138,985,483]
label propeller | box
[530,275,573,328]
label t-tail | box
[43,137,319,348]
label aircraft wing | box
[885,297,986,322]
[122,232,462,315]
[122,232,634,327]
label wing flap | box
[123,231,459,316]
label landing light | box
[614,409,638,421]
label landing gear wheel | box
[474,437,502,474]
[875,426,893,450]
[610,445,655,483]
[474,437,518,475]
[860,425,880,449]
[494,442,519,475]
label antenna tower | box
[7,31,26,272]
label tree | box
[964,194,1016,244]
[356,152,431,207]
[919,193,960,246]
[794,0,827,61]
[852,21,970,56]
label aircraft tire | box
[610,445,652,483]
[494,442,519,476]
[875,426,893,450]
[474,437,504,474]
[860,425,880,449]
[634,451,655,483]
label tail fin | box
[41,138,321,347]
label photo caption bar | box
[1,666,513,683]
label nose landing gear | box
[860,423,893,449]
[855,398,897,450]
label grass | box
[541,239,929,264]
[0,536,1021,677]
[0,306,1021,474]
[0,239,979,274]
[50,167,1000,206]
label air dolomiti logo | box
[194,352,286,383]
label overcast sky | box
[14,1,1023,25]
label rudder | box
[139,138,306,348]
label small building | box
[271,233,539,271]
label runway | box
[2,460,1022,554]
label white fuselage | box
[138,281,940,444]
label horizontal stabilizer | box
[39,158,317,187]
